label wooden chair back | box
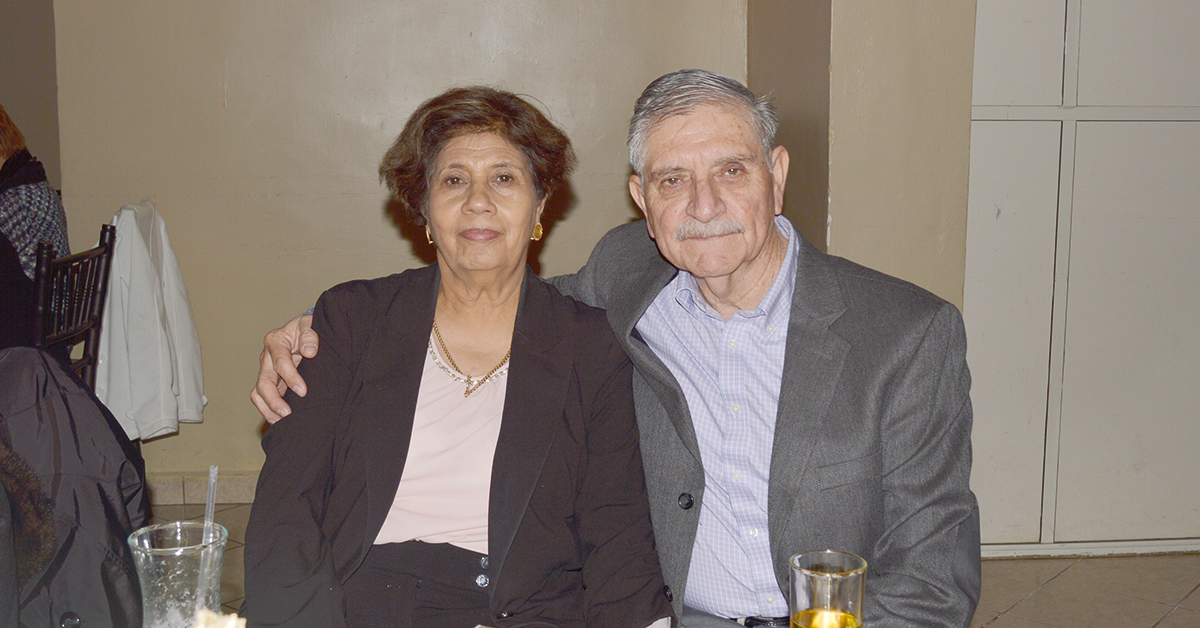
[32,224,117,390]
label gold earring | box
[425,226,434,245]
[531,223,543,241]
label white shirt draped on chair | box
[96,199,205,440]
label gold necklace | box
[432,320,511,397]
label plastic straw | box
[204,464,218,542]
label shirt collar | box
[671,215,799,331]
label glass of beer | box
[789,549,866,628]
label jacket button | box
[476,574,490,588]
[498,611,512,619]
[59,612,81,628]
[678,492,694,509]
[480,555,489,569]
[663,585,674,602]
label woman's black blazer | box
[242,265,671,628]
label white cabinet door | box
[1078,1,1200,106]
[972,0,1067,106]
[1054,122,1200,541]
[965,121,1062,543]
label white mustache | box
[674,218,746,241]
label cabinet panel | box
[1055,122,1200,541]
[1077,0,1200,106]
[972,0,1066,106]
[964,121,1061,543]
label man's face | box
[629,104,788,282]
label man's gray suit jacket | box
[552,220,981,628]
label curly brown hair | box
[379,86,577,225]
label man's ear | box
[628,174,656,239]
[770,145,790,216]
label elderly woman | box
[241,87,672,628]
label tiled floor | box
[971,553,1200,627]
[167,504,1200,626]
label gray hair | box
[627,69,778,175]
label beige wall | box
[746,0,832,252]
[1,0,61,188]
[53,1,747,477]
[827,1,976,308]
[747,0,975,307]
[53,1,974,480]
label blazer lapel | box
[356,267,439,555]
[488,271,574,587]
[606,253,704,465]
[768,238,849,585]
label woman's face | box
[426,132,545,278]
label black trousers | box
[343,541,493,628]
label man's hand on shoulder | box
[249,314,318,423]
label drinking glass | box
[789,549,866,628]
[128,521,228,628]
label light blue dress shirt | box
[635,216,799,618]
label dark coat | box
[242,266,671,628]
[0,347,150,628]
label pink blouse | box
[373,337,508,555]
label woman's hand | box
[249,314,318,423]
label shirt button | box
[728,339,737,349]
[767,595,776,604]
[731,404,740,414]
[749,528,759,538]
[732,471,742,481]
[476,574,489,588]
[767,325,775,333]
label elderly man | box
[252,69,981,627]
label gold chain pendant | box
[432,320,511,397]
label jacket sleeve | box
[242,291,358,628]
[547,250,608,309]
[549,222,657,309]
[574,326,674,627]
[866,302,981,628]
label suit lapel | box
[768,237,849,586]
[357,267,439,554]
[607,252,704,464]
[488,271,573,587]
